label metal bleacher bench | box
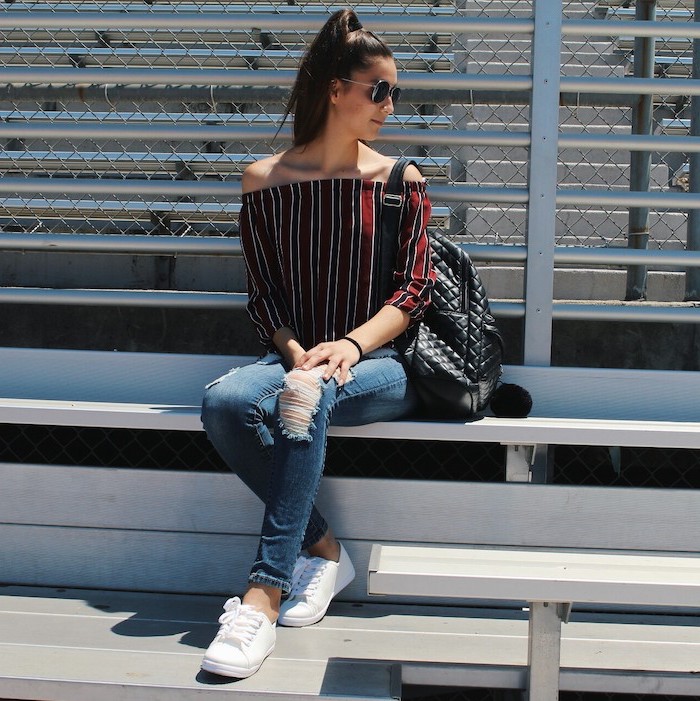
[0,349,699,700]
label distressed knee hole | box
[278,369,323,440]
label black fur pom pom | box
[490,383,532,418]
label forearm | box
[344,304,410,355]
[272,326,305,368]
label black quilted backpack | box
[378,159,504,419]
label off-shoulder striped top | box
[239,177,435,351]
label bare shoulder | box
[241,153,284,194]
[369,152,425,184]
[402,162,424,183]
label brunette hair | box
[282,9,393,146]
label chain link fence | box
[1,0,697,252]
[1,7,697,481]
[1,4,699,698]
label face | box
[330,56,399,142]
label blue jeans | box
[201,348,418,594]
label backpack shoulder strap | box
[375,158,420,312]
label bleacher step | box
[2,585,700,698]
[0,587,399,701]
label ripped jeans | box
[201,347,418,594]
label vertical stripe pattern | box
[240,178,435,350]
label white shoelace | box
[288,556,329,599]
[215,597,264,647]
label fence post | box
[625,0,657,301]
[686,0,700,301]
[524,0,561,366]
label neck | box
[294,131,364,179]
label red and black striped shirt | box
[239,177,435,350]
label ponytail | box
[281,9,393,146]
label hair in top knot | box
[348,15,363,31]
[281,9,393,146]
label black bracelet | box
[341,336,364,358]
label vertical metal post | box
[625,0,657,301]
[524,0,561,366]
[450,0,475,239]
[527,602,564,701]
[687,0,700,301]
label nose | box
[382,96,395,114]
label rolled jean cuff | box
[249,570,291,595]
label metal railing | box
[1,1,699,368]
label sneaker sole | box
[278,565,356,627]
[200,643,275,679]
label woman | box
[200,8,435,679]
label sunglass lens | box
[371,81,400,104]
[372,81,390,103]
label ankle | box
[243,584,281,624]
[307,532,341,562]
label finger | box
[301,354,326,370]
[322,357,340,381]
[336,360,351,386]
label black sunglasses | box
[340,78,401,104]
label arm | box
[295,304,410,385]
[296,166,434,385]
[240,166,298,354]
[273,326,306,369]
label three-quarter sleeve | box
[239,194,294,348]
[384,182,436,320]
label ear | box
[329,78,341,104]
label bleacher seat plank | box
[369,544,700,607]
[0,349,698,435]
[0,591,398,701]
[1,587,700,698]
[3,465,700,600]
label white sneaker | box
[201,597,276,678]
[278,543,355,627]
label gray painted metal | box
[626,0,657,301]
[557,188,700,208]
[0,287,248,309]
[0,233,242,255]
[561,75,700,96]
[523,0,562,365]
[0,123,531,148]
[0,65,532,91]
[3,235,700,268]
[0,350,698,436]
[687,0,700,301]
[527,602,563,701]
[559,133,700,153]
[563,18,700,39]
[2,588,699,697]
[369,545,700,607]
[0,176,526,204]
[369,543,700,696]
[0,11,534,35]
[5,468,700,591]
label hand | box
[293,339,362,386]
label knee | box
[201,371,247,433]
[278,368,324,441]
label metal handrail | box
[0,66,533,92]
[0,286,696,325]
[4,122,700,153]
[2,3,699,333]
[2,233,699,270]
[0,12,534,34]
